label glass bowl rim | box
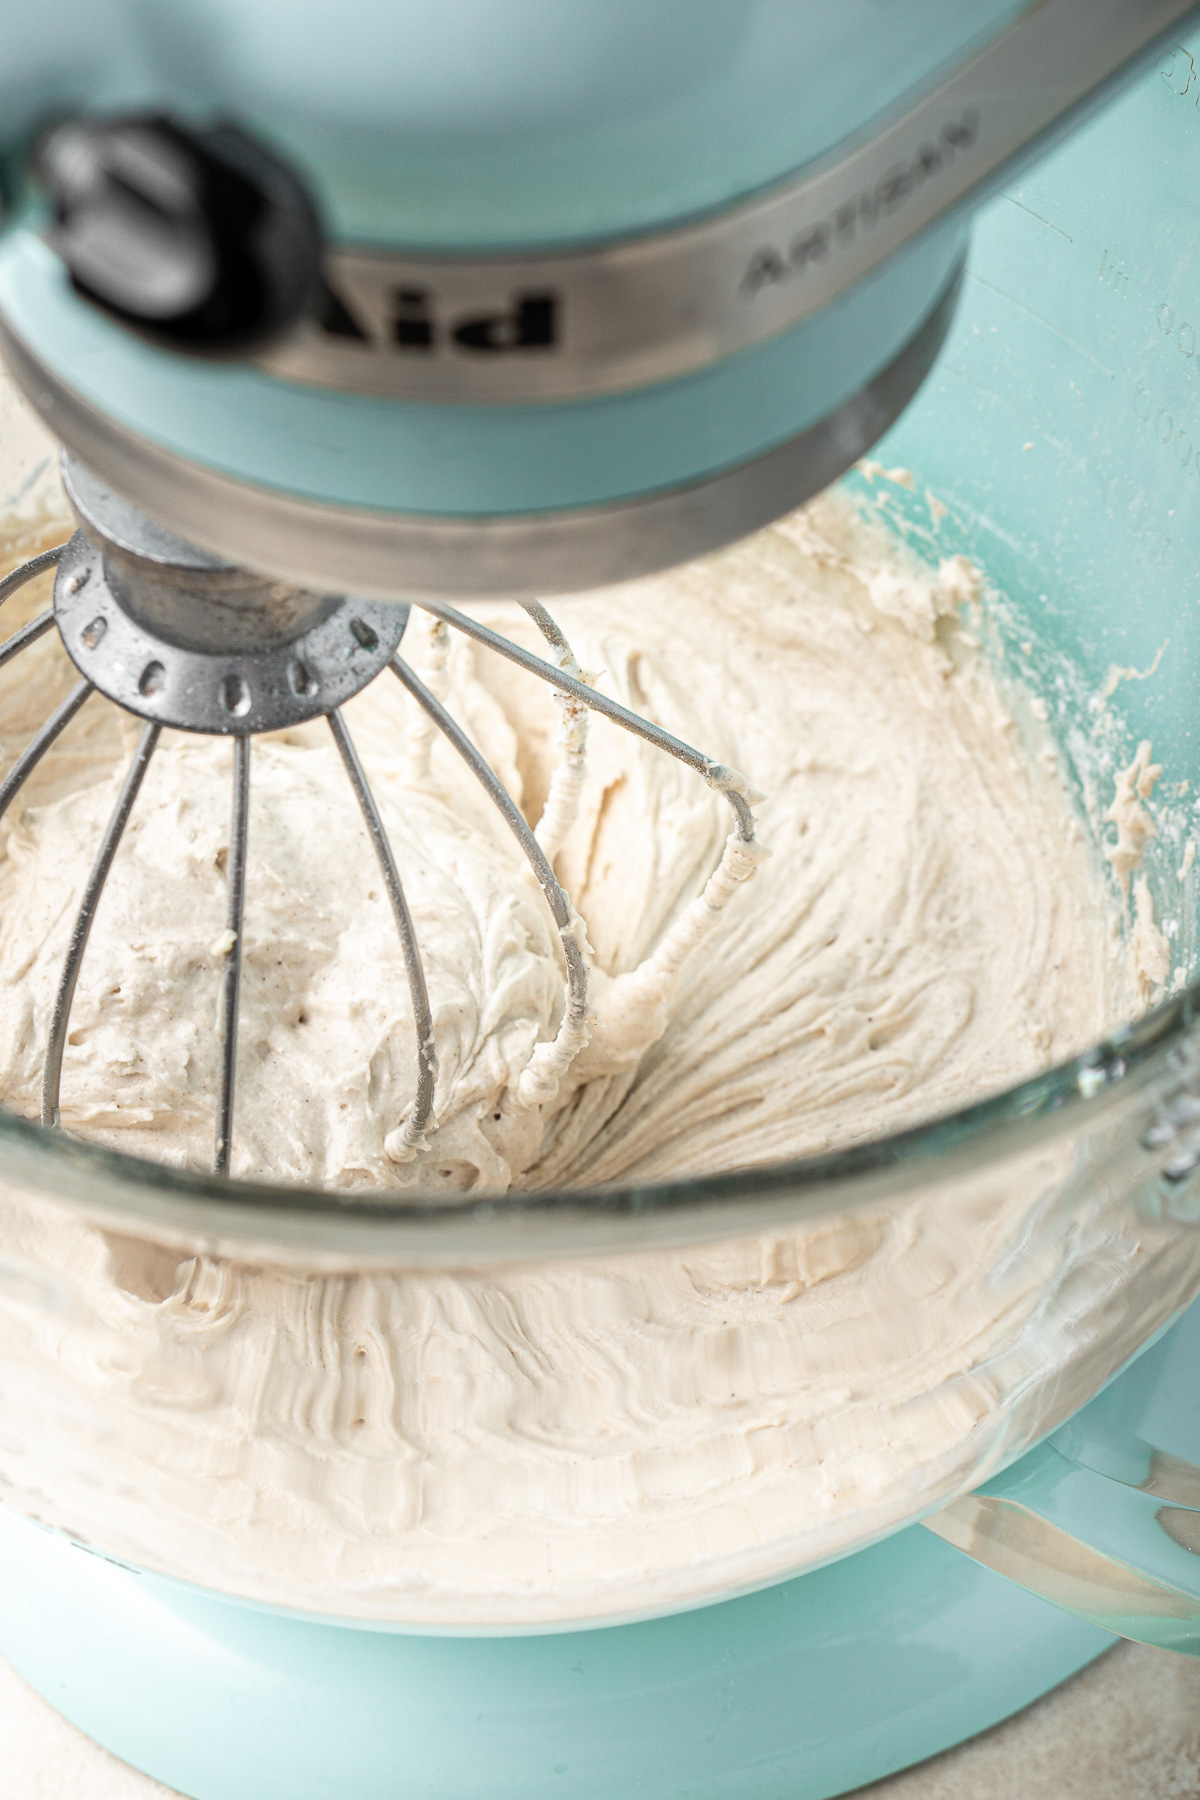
[0,978,1195,1268]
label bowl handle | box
[924,1300,1200,1653]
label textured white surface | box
[5,1641,1200,1799]
[0,1655,175,1799]
[0,495,1129,1188]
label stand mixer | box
[0,0,1187,599]
[4,5,1200,1798]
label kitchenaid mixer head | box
[0,465,761,1178]
[0,0,1192,599]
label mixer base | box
[0,1497,1108,1800]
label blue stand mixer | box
[3,5,1200,1796]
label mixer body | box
[4,12,1200,1800]
[0,0,1194,595]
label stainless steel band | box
[259,0,1199,405]
[0,257,963,599]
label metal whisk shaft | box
[41,721,161,1130]
[213,737,249,1177]
[329,707,437,1154]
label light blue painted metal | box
[850,28,1200,789]
[0,1496,1110,1800]
[843,39,1200,1647]
[0,15,1198,1797]
[0,1,1031,248]
[0,221,967,515]
[928,1300,1200,1651]
[0,0,1185,568]
[12,1292,1198,1797]
[0,0,1039,545]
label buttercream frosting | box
[0,486,1181,1628]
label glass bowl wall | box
[1,46,1199,1630]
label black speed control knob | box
[38,115,323,356]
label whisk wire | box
[0,609,55,671]
[41,720,162,1129]
[213,736,250,1177]
[0,541,762,1171]
[0,679,94,827]
[517,599,591,863]
[328,708,437,1152]
[390,655,589,1047]
[414,599,756,840]
[0,543,65,612]
[517,598,574,663]
[391,657,576,941]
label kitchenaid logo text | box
[740,109,981,299]
[316,282,560,354]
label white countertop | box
[5,1638,1200,1799]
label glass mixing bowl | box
[1,46,1200,1637]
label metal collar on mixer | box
[0,258,963,598]
[56,460,410,736]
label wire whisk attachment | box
[0,476,765,1181]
